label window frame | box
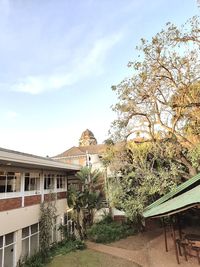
[0,232,16,267]
[24,173,41,193]
[44,174,55,190]
[21,223,40,258]
[56,175,66,190]
[0,171,21,194]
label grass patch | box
[46,249,139,267]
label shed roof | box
[143,185,200,218]
[144,173,200,212]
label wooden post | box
[171,217,180,264]
[177,214,182,239]
[162,218,168,252]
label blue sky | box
[0,0,199,156]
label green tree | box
[103,141,184,225]
[67,167,103,239]
[106,15,200,225]
[111,16,200,177]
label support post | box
[162,218,168,252]
[171,217,180,264]
[177,214,182,239]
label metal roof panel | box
[143,185,200,218]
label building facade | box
[53,129,106,171]
[0,148,80,267]
[53,130,127,222]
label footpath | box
[86,241,149,267]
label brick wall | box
[0,197,22,211]
[0,191,68,211]
[24,195,41,206]
[44,193,57,202]
[57,191,67,199]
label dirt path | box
[87,230,200,267]
[86,241,148,267]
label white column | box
[40,172,44,202]
[21,173,25,207]
[54,175,57,192]
[15,229,22,266]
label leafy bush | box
[21,239,86,267]
[23,253,44,267]
[98,214,113,224]
[87,219,135,243]
[50,239,86,255]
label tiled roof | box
[53,144,106,158]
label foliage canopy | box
[106,15,200,224]
[111,15,200,177]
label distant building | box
[52,129,107,193]
[79,129,97,146]
[53,130,128,221]
[53,129,106,171]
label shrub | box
[50,239,86,255]
[87,220,135,243]
[98,214,113,224]
[21,239,86,267]
[22,253,44,267]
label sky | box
[0,0,199,157]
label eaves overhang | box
[0,147,81,172]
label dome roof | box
[79,129,97,146]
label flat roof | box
[0,147,81,171]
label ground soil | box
[47,226,200,267]
[109,228,162,250]
[87,227,200,267]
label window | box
[64,211,73,225]
[22,223,39,258]
[68,182,80,191]
[52,217,60,243]
[0,232,15,267]
[0,172,21,193]
[56,175,66,189]
[44,174,55,190]
[63,211,75,237]
[24,173,40,191]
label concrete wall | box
[0,198,68,266]
[0,199,67,236]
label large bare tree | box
[111,16,200,177]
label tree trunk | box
[76,211,83,240]
[180,155,198,177]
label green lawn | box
[46,249,139,267]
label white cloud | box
[78,33,122,75]
[11,33,123,95]
[11,73,75,95]
[5,110,18,119]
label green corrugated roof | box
[143,185,200,218]
[144,172,200,212]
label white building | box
[0,147,80,267]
